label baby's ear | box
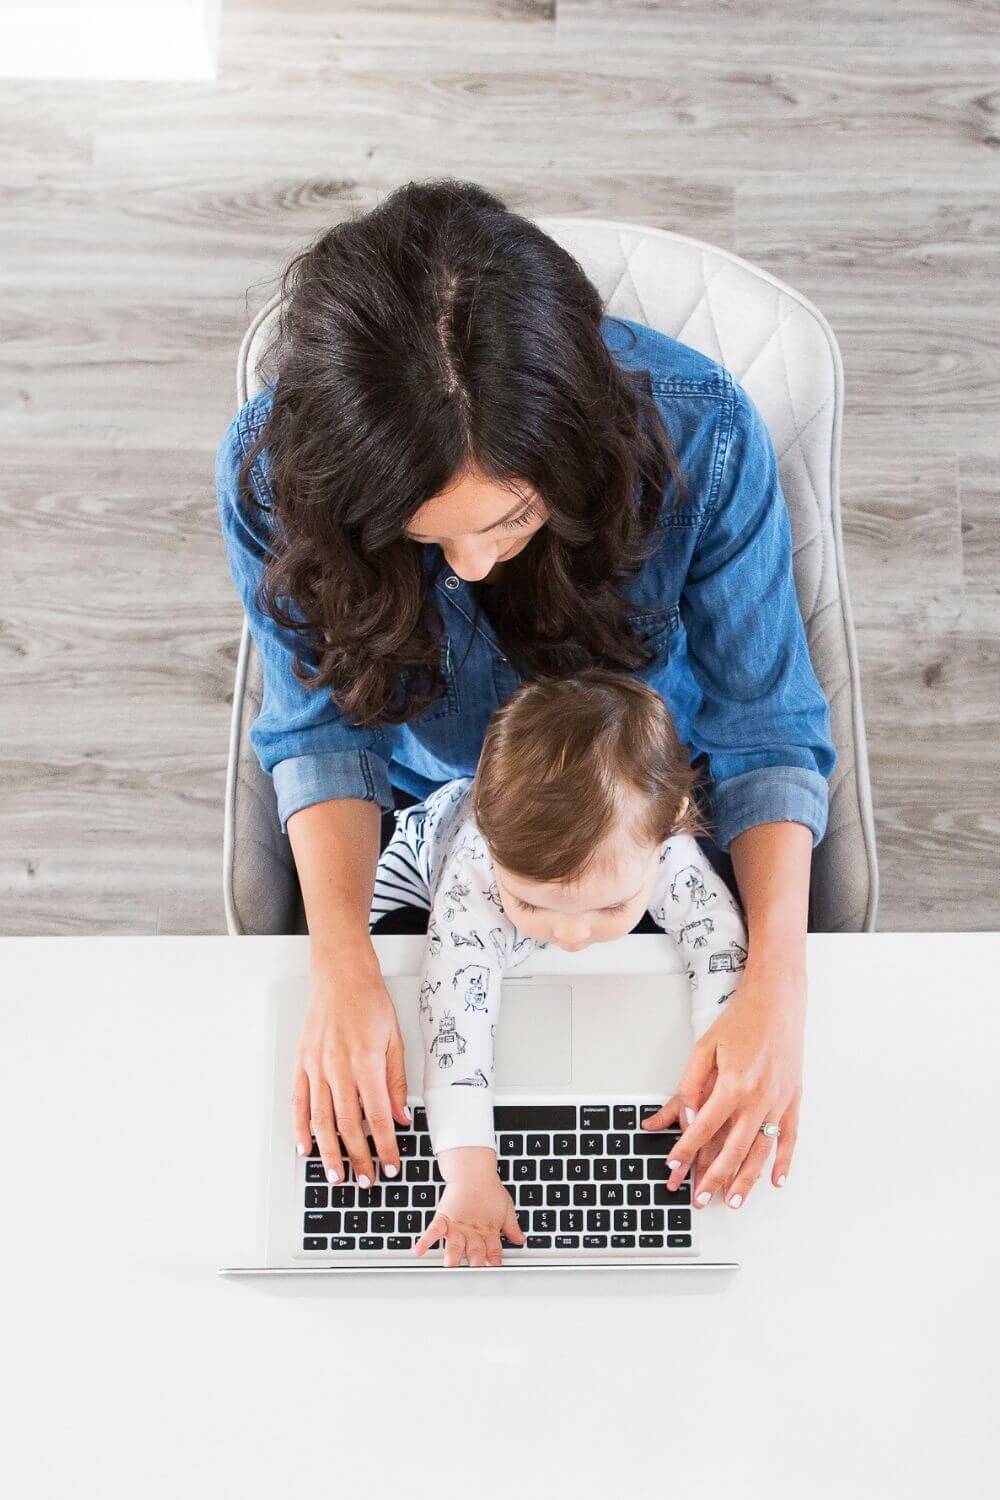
[674,795,690,826]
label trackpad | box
[496,982,572,1087]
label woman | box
[215,179,834,1211]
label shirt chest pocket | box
[626,604,681,671]
[420,636,462,721]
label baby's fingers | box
[414,1212,448,1257]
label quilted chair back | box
[224,220,878,936]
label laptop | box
[219,933,739,1279]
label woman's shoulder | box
[603,315,733,396]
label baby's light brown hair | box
[470,668,704,883]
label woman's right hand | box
[291,944,411,1186]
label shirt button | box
[444,575,460,591]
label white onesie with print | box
[370,777,748,1154]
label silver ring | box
[760,1121,781,1138]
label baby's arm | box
[647,836,749,1039]
[419,825,527,1154]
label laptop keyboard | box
[301,1102,693,1256]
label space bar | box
[493,1104,577,1129]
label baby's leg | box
[369,816,432,931]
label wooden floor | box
[1,0,997,934]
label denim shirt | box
[214,316,835,850]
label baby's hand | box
[414,1153,524,1267]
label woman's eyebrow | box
[407,497,531,541]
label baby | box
[369,668,748,1266]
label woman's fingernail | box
[358,1174,371,1189]
[684,1107,696,1125]
[777,1174,786,1187]
[326,1168,340,1185]
[383,1164,399,1178]
[667,1158,683,1171]
[696,1190,711,1206]
[729,1193,742,1208]
[402,1106,412,1122]
[296,1143,306,1157]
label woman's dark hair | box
[237,178,689,725]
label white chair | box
[224,219,878,935]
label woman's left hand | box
[641,962,806,1209]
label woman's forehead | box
[408,468,532,539]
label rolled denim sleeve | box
[214,406,394,833]
[680,383,836,850]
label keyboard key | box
[501,1234,525,1249]
[394,1114,412,1131]
[668,1209,692,1231]
[620,1159,643,1180]
[614,1210,637,1232]
[494,1105,576,1130]
[555,1235,580,1249]
[304,1211,342,1234]
[632,1132,674,1155]
[607,1134,630,1156]
[522,1185,543,1207]
[398,1134,417,1157]
[580,1133,603,1155]
[645,1159,671,1180]
[533,1211,556,1232]
[639,1234,664,1248]
[497,1158,511,1181]
[584,1235,609,1248]
[359,1237,384,1251]
[412,1108,428,1131]
[627,1184,651,1206]
[560,1210,583,1232]
[526,1134,551,1156]
[513,1160,537,1181]
[587,1210,610,1232]
[399,1211,422,1234]
[593,1159,617,1180]
[667,1234,693,1248]
[305,1161,327,1182]
[303,1236,327,1250]
[600,1184,624,1206]
[309,1139,321,1158]
[357,1186,382,1207]
[573,1185,597,1206]
[385,1185,409,1208]
[526,1236,552,1248]
[654,1183,691,1205]
[611,1234,636,1249]
[418,1134,433,1156]
[641,1209,665,1231]
[388,1236,412,1251]
[305,1186,328,1208]
[345,1212,366,1234]
[613,1106,637,1130]
[581,1107,610,1130]
[372,1212,393,1234]
[567,1159,590,1181]
[329,1186,355,1207]
[639,1105,659,1122]
[412,1185,437,1208]
[553,1134,575,1156]
[546,1185,570,1206]
[432,1160,444,1183]
[406,1160,430,1182]
[328,1236,355,1251]
[499,1135,523,1156]
[540,1159,564,1180]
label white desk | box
[1,934,997,1499]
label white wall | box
[0,0,222,80]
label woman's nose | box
[444,540,498,582]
